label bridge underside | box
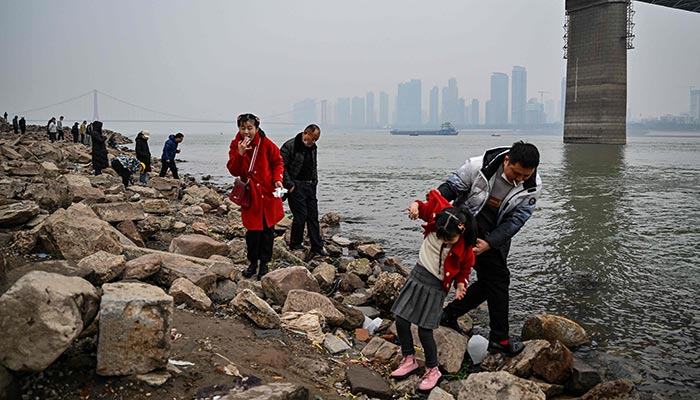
[564,0,699,144]
[637,0,700,13]
[564,0,629,144]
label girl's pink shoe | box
[391,354,418,379]
[417,366,442,392]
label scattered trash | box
[170,328,182,341]
[362,316,382,335]
[468,334,489,364]
[168,359,195,367]
[213,353,244,379]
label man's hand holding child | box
[455,283,467,300]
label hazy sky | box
[1,0,699,123]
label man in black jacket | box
[280,124,328,257]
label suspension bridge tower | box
[92,89,99,121]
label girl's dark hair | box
[237,113,260,128]
[435,207,477,246]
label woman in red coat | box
[227,113,285,279]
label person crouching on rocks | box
[226,113,285,280]
[390,189,476,393]
[111,155,145,189]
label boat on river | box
[390,122,458,136]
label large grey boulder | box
[97,282,173,376]
[312,262,336,291]
[0,201,39,228]
[357,243,385,260]
[142,199,170,214]
[346,364,392,399]
[0,271,99,372]
[122,253,162,280]
[261,266,320,305]
[565,358,603,396]
[346,258,373,280]
[360,337,399,361]
[579,379,639,400]
[389,324,468,374]
[219,382,308,400]
[169,277,212,310]
[522,314,590,349]
[37,203,123,260]
[154,254,217,294]
[282,289,345,326]
[531,340,573,384]
[64,174,105,202]
[231,289,281,329]
[116,220,145,248]
[78,251,126,286]
[20,176,71,212]
[91,202,146,222]
[446,371,546,400]
[371,272,405,309]
[482,340,550,378]
[330,298,365,330]
[168,234,229,259]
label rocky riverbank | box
[0,123,643,400]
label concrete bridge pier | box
[564,0,629,144]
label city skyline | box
[292,68,700,129]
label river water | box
[122,125,699,398]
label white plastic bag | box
[362,316,383,335]
[467,334,489,364]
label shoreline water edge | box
[0,121,689,399]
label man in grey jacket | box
[438,141,541,356]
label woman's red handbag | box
[229,140,260,208]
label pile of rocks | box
[0,126,640,400]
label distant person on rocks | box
[57,116,65,141]
[111,155,145,189]
[159,132,183,179]
[438,141,542,357]
[135,130,151,185]
[80,120,87,144]
[85,122,92,146]
[48,117,57,142]
[226,113,284,280]
[280,124,328,257]
[12,115,19,134]
[19,117,26,134]
[71,122,80,143]
[90,121,109,175]
[390,190,476,392]
[3,112,7,121]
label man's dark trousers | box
[159,161,178,179]
[288,180,323,252]
[443,248,510,342]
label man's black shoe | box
[439,312,465,335]
[257,264,269,280]
[311,249,330,257]
[242,264,257,279]
[289,244,306,251]
[487,339,525,357]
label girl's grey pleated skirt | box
[390,263,447,329]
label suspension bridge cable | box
[10,90,94,115]
[95,90,204,121]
